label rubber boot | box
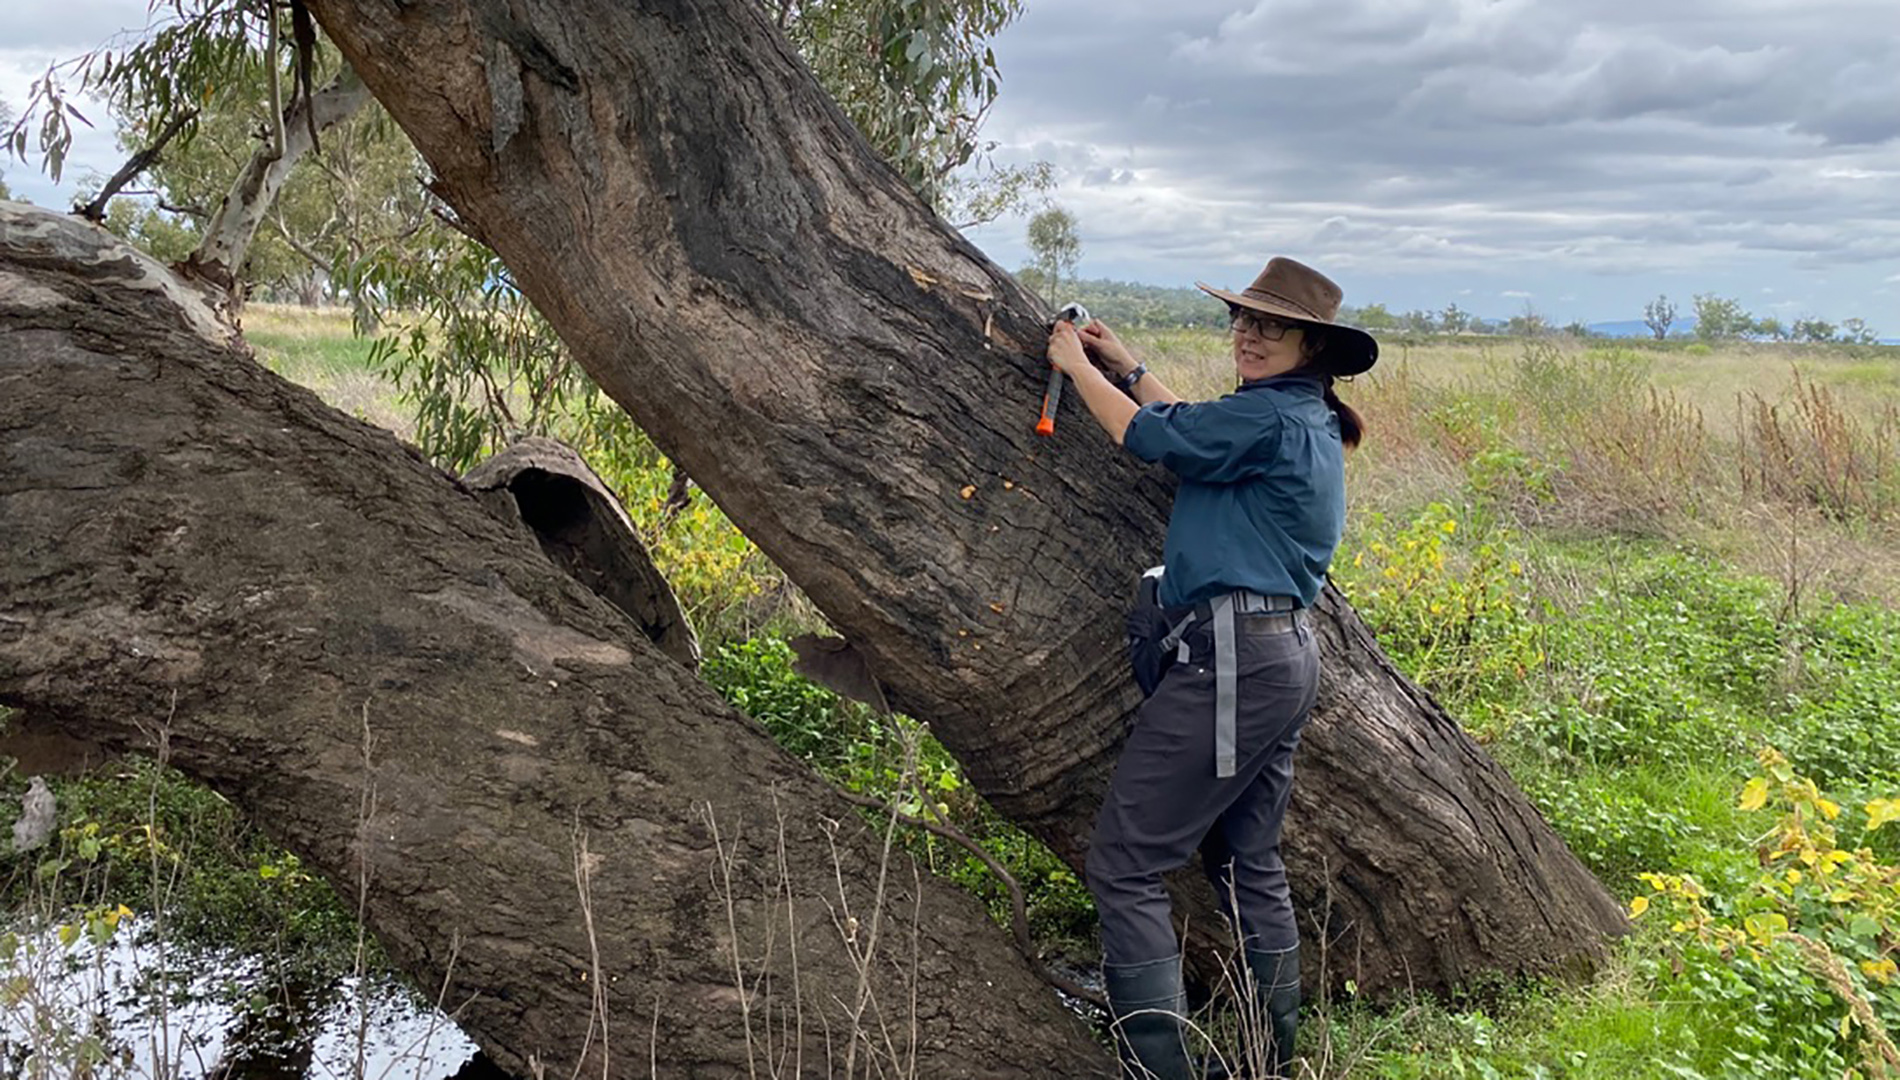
[1104,955,1195,1080]
[1243,944,1302,1078]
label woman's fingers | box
[1048,322,1089,374]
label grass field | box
[245,304,414,438]
[15,304,1900,1079]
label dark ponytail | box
[1301,330,1366,451]
[1324,380,1364,451]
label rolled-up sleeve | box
[1124,399,1280,483]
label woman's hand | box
[1047,321,1094,378]
[1079,320,1138,376]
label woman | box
[1045,257,1375,1080]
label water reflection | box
[1,923,509,1079]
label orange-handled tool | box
[1035,365,1064,436]
[1036,302,1091,437]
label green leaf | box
[1743,912,1789,941]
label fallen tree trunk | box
[306,0,1627,994]
[0,204,1109,1078]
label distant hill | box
[1052,278,1229,330]
[1586,318,1699,339]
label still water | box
[1,924,507,1079]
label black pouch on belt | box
[1126,567,1197,698]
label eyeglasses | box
[1230,310,1297,341]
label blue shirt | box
[1123,373,1346,609]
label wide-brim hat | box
[1197,257,1379,376]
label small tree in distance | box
[1505,301,1548,337]
[1643,294,1675,340]
[1025,205,1081,304]
[1792,317,1837,343]
[1839,318,1879,345]
[1692,293,1753,341]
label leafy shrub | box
[1633,749,1900,1078]
[1335,502,1543,720]
[1780,602,1900,790]
[1519,769,1709,891]
[701,636,1097,946]
[1,758,361,975]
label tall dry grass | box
[1125,329,1900,607]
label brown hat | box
[1197,257,1379,376]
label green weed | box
[700,636,1097,948]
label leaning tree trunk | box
[0,205,1110,1078]
[307,0,1627,994]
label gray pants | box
[1086,611,1319,965]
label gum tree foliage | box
[1838,317,1879,346]
[1353,303,1398,332]
[8,1,258,187]
[1792,318,1838,343]
[9,0,397,295]
[105,48,423,303]
[771,0,1048,225]
[13,0,1045,473]
[1504,302,1550,337]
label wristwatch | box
[1115,362,1148,393]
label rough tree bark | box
[183,65,373,290]
[306,0,1628,995]
[0,205,1109,1078]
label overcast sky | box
[5,0,1898,327]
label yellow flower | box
[1862,958,1898,984]
[1628,895,1650,917]
[1784,869,1803,885]
[1441,520,1457,535]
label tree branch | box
[267,209,333,271]
[265,0,287,163]
[75,107,200,222]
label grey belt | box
[1165,591,1301,778]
